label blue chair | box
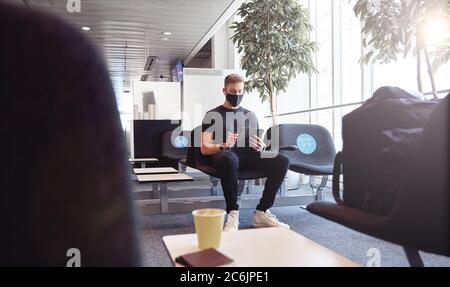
[266,124,337,200]
[161,130,190,172]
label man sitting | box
[200,74,290,232]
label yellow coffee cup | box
[192,208,226,249]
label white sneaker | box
[223,210,239,232]
[252,209,290,229]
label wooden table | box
[134,167,178,174]
[136,173,193,213]
[163,227,359,267]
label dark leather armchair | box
[307,96,449,266]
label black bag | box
[333,86,439,215]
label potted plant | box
[354,0,450,99]
[231,0,318,125]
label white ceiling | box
[3,0,235,94]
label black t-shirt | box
[201,105,259,145]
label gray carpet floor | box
[134,175,450,267]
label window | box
[313,0,333,109]
[340,0,363,104]
[233,0,449,150]
[274,0,365,148]
[374,56,450,99]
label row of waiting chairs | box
[161,124,336,199]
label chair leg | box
[210,176,220,196]
[280,176,287,197]
[238,180,245,197]
[178,162,187,173]
[309,175,315,193]
[316,176,328,201]
[309,175,328,201]
[403,247,424,267]
[247,179,253,194]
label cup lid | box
[192,208,226,217]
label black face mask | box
[226,93,243,107]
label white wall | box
[132,81,181,120]
[182,68,234,130]
[182,68,272,131]
[212,19,236,69]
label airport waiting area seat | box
[181,126,268,196]
[307,95,450,266]
[161,130,190,172]
[180,126,298,197]
[266,124,337,200]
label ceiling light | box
[81,26,91,31]
[161,37,169,41]
[162,31,172,36]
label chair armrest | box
[307,201,385,237]
[278,145,298,151]
[264,145,298,151]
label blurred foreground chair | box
[307,96,449,266]
[0,3,140,266]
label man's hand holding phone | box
[249,135,266,152]
[224,132,238,150]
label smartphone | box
[235,127,265,150]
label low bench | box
[129,158,158,168]
[133,167,178,175]
[136,173,193,213]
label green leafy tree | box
[231,0,318,125]
[354,0,450,99]
[431,1,450,74]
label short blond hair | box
[224,74,244,86]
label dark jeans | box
[212,150,290,213]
